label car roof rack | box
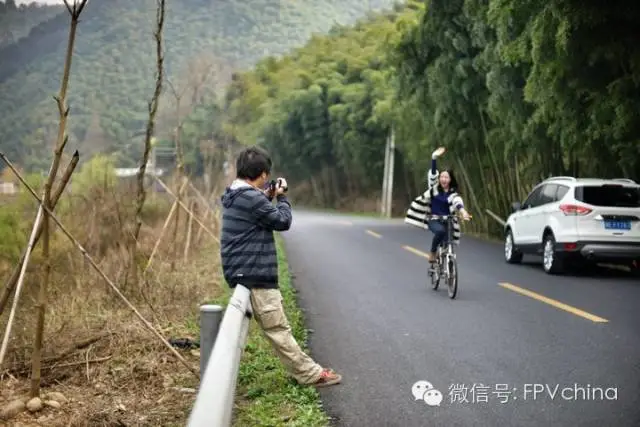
[544,176,576,182]
[611,178,636,184]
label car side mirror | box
[511,202,522,212]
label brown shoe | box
[426,252,437,263]
[312,368,342,388]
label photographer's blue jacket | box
[220,179,292,289]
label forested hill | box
[0,1,64,48]
[0,0,396,171]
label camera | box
[266,178,287,201]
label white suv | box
[504,176,640,274]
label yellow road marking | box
[498,282,609,323]
[403,245,430,258]
[366,230,382,238]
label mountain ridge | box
[0,0,398,170]
[0,0,65,49]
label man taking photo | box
[220,145,342,388]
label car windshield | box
[574,184,640,208]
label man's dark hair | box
[236,146,272,180]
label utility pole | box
[385,127,395,218]
[381,132,390,216]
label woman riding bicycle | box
[404,147,472,262]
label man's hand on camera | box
[263,185,274,197]
[276,178,288,196]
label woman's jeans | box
[427,219,449,253]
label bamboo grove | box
[217,0,640,237]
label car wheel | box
[542,233,564,274]
[504,229,523,264]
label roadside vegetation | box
[221,0,640,238]
[231,237,329,427]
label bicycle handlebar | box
[425,214,472,220]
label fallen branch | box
[23,356,113,374]
[154,176,219,242]
[51,355,112,370]
[0,155,199,379]
[2,332,111,378]
[43,332,113,366]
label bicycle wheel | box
[430,260,440,290]
[447,257,458,299]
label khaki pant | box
[250,288,323,385]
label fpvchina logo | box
[411,380,443,407]
[412,381,618,406]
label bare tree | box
[147,53,229,270]
[29,0,89,398]
[127,0,165,286]
[163,56,218,269]
[164,79,187,270]
[185,54,232,106]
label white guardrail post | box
[199,304,223,376]
[188,284,253,427]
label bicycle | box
[424,214,470,299]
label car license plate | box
[604,220,631,230]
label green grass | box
[209,235,330,427]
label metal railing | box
[187,284,253,427]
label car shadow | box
[519,256,639,281]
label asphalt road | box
[280,210,640,427]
